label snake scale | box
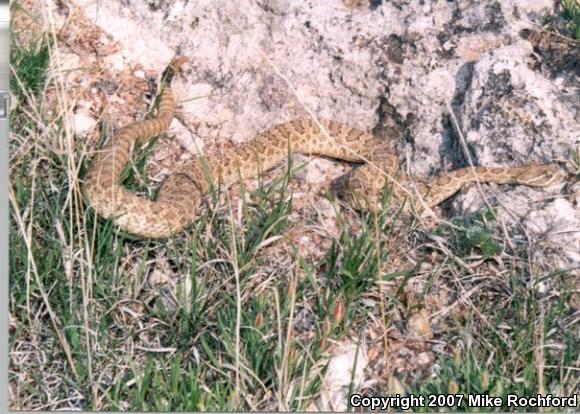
[84,59,565,238]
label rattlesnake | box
[84,59,565,238]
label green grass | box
[9,6,578,411]
[412,269,577,412]
[408,212,578,412]
[10,35,50,101]
[8,56,400,407]
[562,0,580,40]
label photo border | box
[2,0,10,411]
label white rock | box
[71,111,97,137]
[523,198,580,269]
[316,341,368,411]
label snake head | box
[516,164,568,187]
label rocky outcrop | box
[47,0,578,269]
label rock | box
[459,41,577,166]
[71,110,96,137]
[523,198,580,269]
[57,0,577,269]
[407,309,433,343]
[314,340,368,411]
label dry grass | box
[8,1,578,411]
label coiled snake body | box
[84,61,564,238]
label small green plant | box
[460,224,502,257]
[435,209,502,258]
[324,226,384,306]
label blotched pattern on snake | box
[84,61,565,238]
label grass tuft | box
[10,35,50,100]
[562,0,580,40]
